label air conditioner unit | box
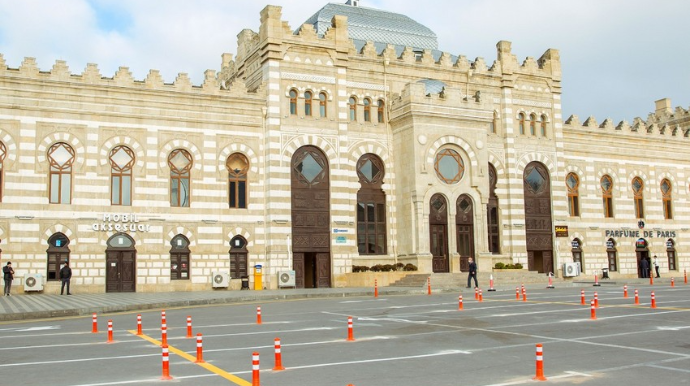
[278,270,296,288]
[211,271,229,288]
[24,273,44,292]
[562,262,580,277]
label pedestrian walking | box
[640,258,649,278]
[653,255,660,278]
[60,261,72,295]
[3,261,14,296]
[466,257,478,288]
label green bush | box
[514,263,523,269]
[403,263,418,271]
[395,262,405,271]
[352,265,369,273]
[494,262,505,269]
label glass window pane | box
[61,174,71,203]
[238,181,246,208]
[376,234,385,254]
[376,203,385,223]
[112,176,120,205]
[171,180,179,206]
[122,176,131,206]
[229,181,236,207]
[367,203,375,222]
[51,174,60,203]
[180,179,190,207]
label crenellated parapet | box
[0,55,247,96]
[564,108,690,139]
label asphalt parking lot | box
[1,283,689,386]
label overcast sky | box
[0,0,687,123]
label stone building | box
[0,1,688,293]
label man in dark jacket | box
[60,261,72,295]
[3,261,14,296]
[466,257,478,288]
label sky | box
[0,0,688,123]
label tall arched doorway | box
[456,194,475,272]
[430,193,449,273]
[522,162,554,274]
[635,238,650,278]
[105,233,136,292]
[291,145,331,288]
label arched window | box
[661,178,672,220]
[601,175,614,218]
[349,97,357,122]
[540,114,547,137]
[0,141,6,202]
[529,114,536,136]
[377,99,385,123]
[226,153,248,209]
[168,149,192,207]
[319,92,327,118]
[666,239,677,271]
[109,145,134,206]
[48,142,75,204]
[229,236,248,279]
[289,89,298,115]
[632,177,644,218]
[304,91,313,116]
[356,154,386,255]
[566,172,580,217]
[46,233,70,281]
[487,163,500,254]
[170,235,190,280]
[490,112,498,134]
[571,238,583,273]
[606,238,617,271]
[434,148,464,184]
[518,113,525,135]
[363,98,371,122]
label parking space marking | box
[282,349,471,371]
[0,352,158,368]
[129,330,251,386]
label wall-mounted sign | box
[605,229,676,238]
[636,238,647,249]
[555,226,568,237]
[92,213,151,232]
[335,236,347,244]
[332,228,349,234]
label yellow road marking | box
[128,330,252,386]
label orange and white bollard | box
[161,344,173,380]
[488,274,496,292]
[546,273,554,289]
[186,315,193,338]
[107,320,114,343]
[161,310,166,322]
[478,289,483,302]
[273,338,285,371]
[195,333,205,363]
[257,306,262,325]
[580,289,585,305]
[593,273,601,287]
[374,279,378,298]
[594,292,599,308]
[252,352,260,386]
[522,287,527,302]
[137,314,143,335]
[590,300,596,320]
[92,313,98,333]
[651,291,657,309]
[458,294,463,310]
[347,316,355,341]
[671,278,675,288]
[623,285,628,298]
[475,287,479,300]
[533,344,547,381]
[427,277,431,295]
[516,286,520,300]
[650,274,654,286]
[161,318,168,346]
[634,289,640,305]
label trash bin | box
[253,264,263,290]
[240,276,249,290]
[601,268,610,279]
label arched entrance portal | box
[522,162,554,274]
[636,238,650,278]
[430,193,449,273]
[291,146,331,288]
[105,233,136,292]
[456,194,475,272]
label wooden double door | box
[106,249,136,292]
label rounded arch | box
[281,135,337,168]
[217,144,259,174]
[43,223,75,244]
[627,170,650,193]
[347,141,392,173]
[516,153,556,176]
[37,133,85,166]
[106,233,136,248]
[0,130,18,164]
[158,140,202,171]
[227,228,254,248]
[657,172,678,195]
[98,136,145,169]
[167,227,196,247]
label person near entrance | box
[653,255,660,278]
[60,261,72,295]
[3,261,14,296]
[640,258,649,278]
[466,257,478,288]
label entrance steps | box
[389,270,554,289]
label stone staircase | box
[389,270,557,289]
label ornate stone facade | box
[0,2,687,293]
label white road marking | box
[283,349,471,371]
[479,371,592,386]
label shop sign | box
[335,236,347,244]
[555,226,568,237]
[92,213,151,232]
